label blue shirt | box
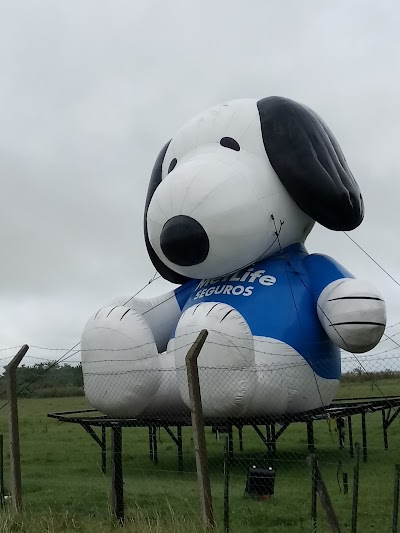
[174,243,353,379]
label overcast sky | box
[1,1,400,369]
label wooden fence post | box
[5,345,29,513]
[0,434,4,508]
[186,330,215,531]
[307,454,341,533]
[392,464,400,533]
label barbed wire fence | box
[65,336,400,532]
[1,333,400,531]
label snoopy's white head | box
[145,97,364,284]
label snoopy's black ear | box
[257,96,364,230]
[144,141,190,285]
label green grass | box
[0,380,399,532]
[338,376,400,398]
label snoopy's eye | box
[168,158,177,173]
[220,137,240,151]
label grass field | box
[0,379,399,532]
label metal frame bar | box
[387,407,400,427]
[48,395,400,429]
[162,425,184,472]
[251,424,269,448]
[80,422,107,473]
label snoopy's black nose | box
[160,215,209,266]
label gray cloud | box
[1,0,399,367]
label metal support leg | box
[163,425,184,472]
[177,426,183,472]
[228,425,234,464]
[101,425,107,474]
[149,426,153,461]
[111,425,124,523]
[80,422,108,474]
[348,416,354,458]
[238,425,243,452]
[382,410,389,450]
[307,420,315,452]
[362,412,367,463]
[152,426,158,465]
[266,424,272,451]
[270,424,277,453]
[337,418,345,449]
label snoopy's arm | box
[109,283,195,352]
[316,278,386,353]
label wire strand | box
[344,232,400,288]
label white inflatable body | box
[82,97,386,418]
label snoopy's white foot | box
[171,302,256,417]
[81,306,160,417]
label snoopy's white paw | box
[81,306,160,417]
[317,278,386,353]
[171,302,256,417]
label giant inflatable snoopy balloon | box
[81,96,386,418]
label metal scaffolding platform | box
[48,395,400,472]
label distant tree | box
[0,363,84,398]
